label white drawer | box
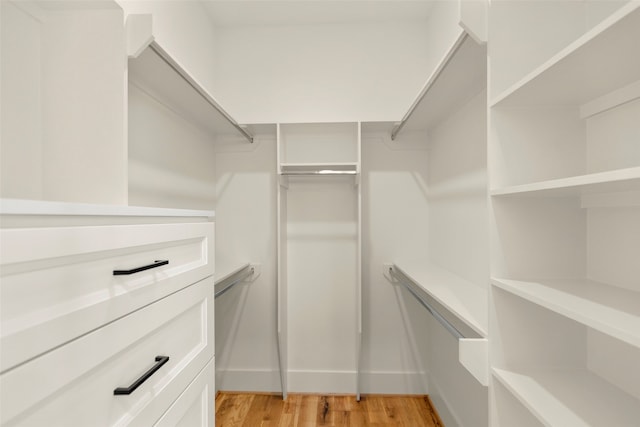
[0,277,214,426]
[0,222,214,372]
[155,357,215,427]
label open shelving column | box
[488,3,640,426]
[276,122,362,399]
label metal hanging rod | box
[281,171,358,176]
[149,42,254,144]
[391,32,469,141]
[388,267,465,340]
[214,265,255,299]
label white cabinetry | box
[489,2,640,425]
[0,206,216,427]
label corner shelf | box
[492,278,640,349]
[392,30,487,139]
[490,167,640,197]
[392,260,487,337]
[493,368,640,427]
[491,3,640,107]
[127,17,252,143]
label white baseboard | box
[427,373,462,427]
[359,371,429,395]
[216,368,429,395]
[216,368,282,393]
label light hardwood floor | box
[215,393,444,426]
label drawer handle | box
[114,355,170,395]
[113,260,169,276]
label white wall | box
[211,22,433,124]
[214,136,281,392]
[128,84,217,210]
[360,132,431,393]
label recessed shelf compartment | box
[493,368,640,427]
[491,3,640,107]
[492,277,640,349]
[491,167,640,197]
[392,260,487,338]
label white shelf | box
[491,4,640,107]
[0,199,215,218]
[214,262,251,285]
[280,162,358,176]
[493,368,640,427]
[393,260,487,337]
[492,278,640,349]
[394,31,486,137]
[491,167,640,197]
[129,42,252,142]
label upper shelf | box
[127,16,252,143]
[490,167,640,197]
[392,260,488,337]
[392,31,487,139]
[491,3,640,108]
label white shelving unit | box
[276,122,362,399]
[489,2,640,425]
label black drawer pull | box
[114,355,169,395]
[113,260,169,276]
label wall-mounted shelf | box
[127,16,252,143]
[280,163,358,176]
[493,368,640,427]
[491,4,640,108]
[391,261,487,338]
[214,263,256,299]
[392,30,486,139]
[388,263,488,386]
[492,278,640,349]
[491,167,640,197]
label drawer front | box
[155,357,215,427]
[0,277,214,426]
[0,222,214,372]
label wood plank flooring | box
[215,393,444,427]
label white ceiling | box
[201,1,435,27]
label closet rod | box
[391,32,469,141]
[215,266,255,299]
[149,42,254,144]
[281,171,357,176]
[389,267,465,340]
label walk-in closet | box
[1,0,638,426]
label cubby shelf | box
[393,260,487,337]
[490,167,640,197]
[492,368,640,427]
[492,278,640,349]
[491,3,640,107]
